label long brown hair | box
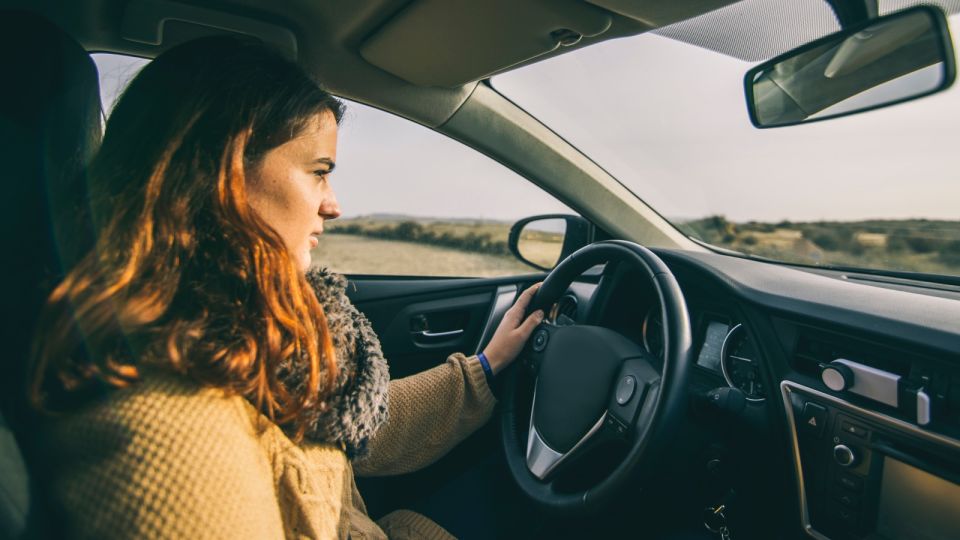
[31,37,345,440]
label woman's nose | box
[320,191,341,220]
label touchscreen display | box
[876,457,960,540]
[696,321,729,373]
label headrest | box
[0,12,101,539]
[0,9,101,428]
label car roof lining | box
[16,0,960,125]
[14,0,754,127]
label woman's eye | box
[314,170,330,180]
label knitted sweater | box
[39,353,496,539]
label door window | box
[94,54,576,277]
[318,100,576,277]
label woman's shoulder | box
[42,369,267,461]
[40,371,294,538]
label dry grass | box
[311,234,536,277]
[517,236,563,268]
[327,218,512,239]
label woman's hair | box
[31,36,346,440]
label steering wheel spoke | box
[525,405,608,480]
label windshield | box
[493,1,960,279]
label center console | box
[782,378,960,540]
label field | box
[318,215,960,278]
[312,234,532,276]
[318,217,558,276]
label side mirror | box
[745,5,956,128]
[508,214,591,271]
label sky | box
[94,5,960,225]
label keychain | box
[703,504,732,540]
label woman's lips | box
[309,235,319,248]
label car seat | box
[0,9,101,539]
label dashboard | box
[638,304,767,401]
[557,248,960,540]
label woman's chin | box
[298,249,314,272]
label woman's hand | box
[482,283,545,374]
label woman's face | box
[246,111,341,271]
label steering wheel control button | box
[800,402,828,438]
[532,328,549,352]
[821,362,854,391]
[833,444,858,467]
[604,415,628,436]
[616,376,637,405]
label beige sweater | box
[40,353,496,539]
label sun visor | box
[360,0,613,87]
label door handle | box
[412,329,464,344]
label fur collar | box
[274,268,389,458]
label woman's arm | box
[352,352,494,476]
[354,283,545,476]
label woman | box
[31,36,544,539]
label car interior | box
[1,1,959,539]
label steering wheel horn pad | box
[532,324,637,453]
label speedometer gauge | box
[720,324,766,402]
[641,306,664,360]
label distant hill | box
[343,214,512,225]
[328,214,960,275]
[680,215,960,273]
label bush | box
[904,236,941,254]
[811,233,840,251]
[938,240,960,266]
[328,221,512,256]
[392,221,424,241]
[682,215,736,244]
[886,235,909,253]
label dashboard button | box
[840,421,867,438]
[837,472,863,492]
[827,504,859,530]
[834,490,860,508]
[800,402,827,438]
[833,444,857,467]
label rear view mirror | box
[745,6,956,128]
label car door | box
[346,274,536,537]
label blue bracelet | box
[477,352,495,387]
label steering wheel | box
[500,240,693,513]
